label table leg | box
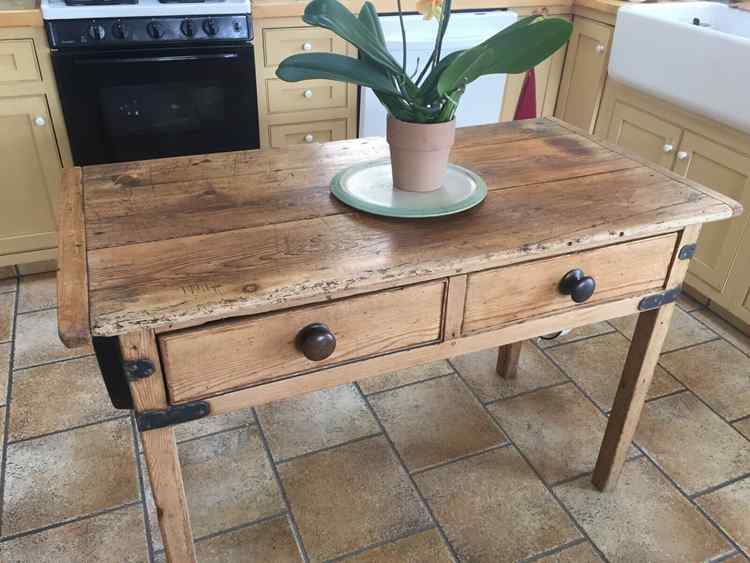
[120,331,197,563]
[496,341,523,379]
[592,304,675,491]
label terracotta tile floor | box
[0,270,749,562]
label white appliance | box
[359,10,518,138]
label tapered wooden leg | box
[120,331,197,563]
[592,304,675,491]
[496,341,523,379]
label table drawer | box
[463,234,679,335]
[269,119,347,148]
[159,281,446,403]
[263,27,347,68]
[0,40,41,83]
[266,78,348,114]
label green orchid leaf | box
[276,53,400,94]
[437,16,572,96]
[419,49,464,102]
[357,1,385,47]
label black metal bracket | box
[678,243,697,260]
[638,287,682,311]
[92,336,134,410]
[136,401,210,432]
[123,360,155,381]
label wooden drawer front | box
[263,27,346,68]
[160,281,446,403]
[266,79,347,114]
[463,234,678,334]
[0,40,41,83]
[269,119,347,148]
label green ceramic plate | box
[330,159,487,218]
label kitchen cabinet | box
[723,227,750,326]
[555,16,613,133]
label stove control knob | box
[203,18,219,36]
[147,22,164,39]
[88,24,106,41]
[181,19,195,37]
[111,21,128,40]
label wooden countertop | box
[57,118,741,341]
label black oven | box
[50,18,259,165]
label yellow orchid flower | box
[416,0,442,20]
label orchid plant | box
[276,0,572,124]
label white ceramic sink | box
[609,2,750,134]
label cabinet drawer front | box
[269,119,347,148]
[0,40,41,83]
[263,27,346,67]
[463,234,678,335]
[160,281,446,403]
[266,79,348,114]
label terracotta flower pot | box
[386,116,456,192]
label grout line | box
[164,418,257,450]
[188,510,288,546]
[687,309,750,361]
[363,370,456,398]
[656,336,722,357]
[643,387,689,404]
[690,471,750,500]
[710,550,748,563]
[482,379,571,407]
[547,451,646,490]
[0,276,19,535]
[730,413,750,425]
[354,382,460,563]
[128,414,157,563]
[275,432,384,465]
[0,500,143,544]
[410,442,513,476]
[15,305,58,316]
[251,409,311,563]
[6,413,131,446]
[518,537,589,563]
[323,524,438,563]
[12,352,96,373]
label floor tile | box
[547,332,683,412]
[358,360,454,395]
[609,307,717,353]
[3,418,139,535]
[692,309,750,356]
[451,343,567,403]
[342,529,453,562]
[0,266,16,293]
[696,477,750,555]
[536,321,615,348]
[635,393,750,495]
[257,384,379,461]
[0,342,9,405]
[415,447,580,562]
[677,292,706,313]
[723,553,750,563]
[18,272,57,313]
[369,374,506,472]
[144,425,284,549]
[556,457,731,563]
[488,383,635,484]
[736,418,750,440]
[660,339,750,420]
[14,308,93,369]
[154,515,301,563]
[9,356,120,441]
[536,542,603,562]
[0,292,15,343]
[0,505,148,563]
[17,259,57,276]
[279,435,431,562]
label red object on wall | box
[513,69,537,120]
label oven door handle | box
[75,53,240,65]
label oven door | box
[53,44,259,165]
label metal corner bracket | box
[638,287,682,311]
[136,401,210,432]
[678,243,697,260]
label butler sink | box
[609,2,750,134]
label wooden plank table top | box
[60,118,742,344]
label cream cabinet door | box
[0,95,61,256]
[722,225,750,326]
[674,130,750,293]
[555,17,613,133]
[605,102,683,169]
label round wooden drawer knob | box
[559,269,596,303]
[295,323,336,361]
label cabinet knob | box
[34,116,46,127]
[304,133,314,143]
[303,89,313,98]
[663,144,674,153]
[559,269,596,303]
[302,42,312,51]
[595,44,605,54]
[295,323,336,361]
[677,150,689,161]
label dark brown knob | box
[559,269,596,303]
[295,323,336,361]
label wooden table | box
[57,118,742,563]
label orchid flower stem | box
[396,0,407,71]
